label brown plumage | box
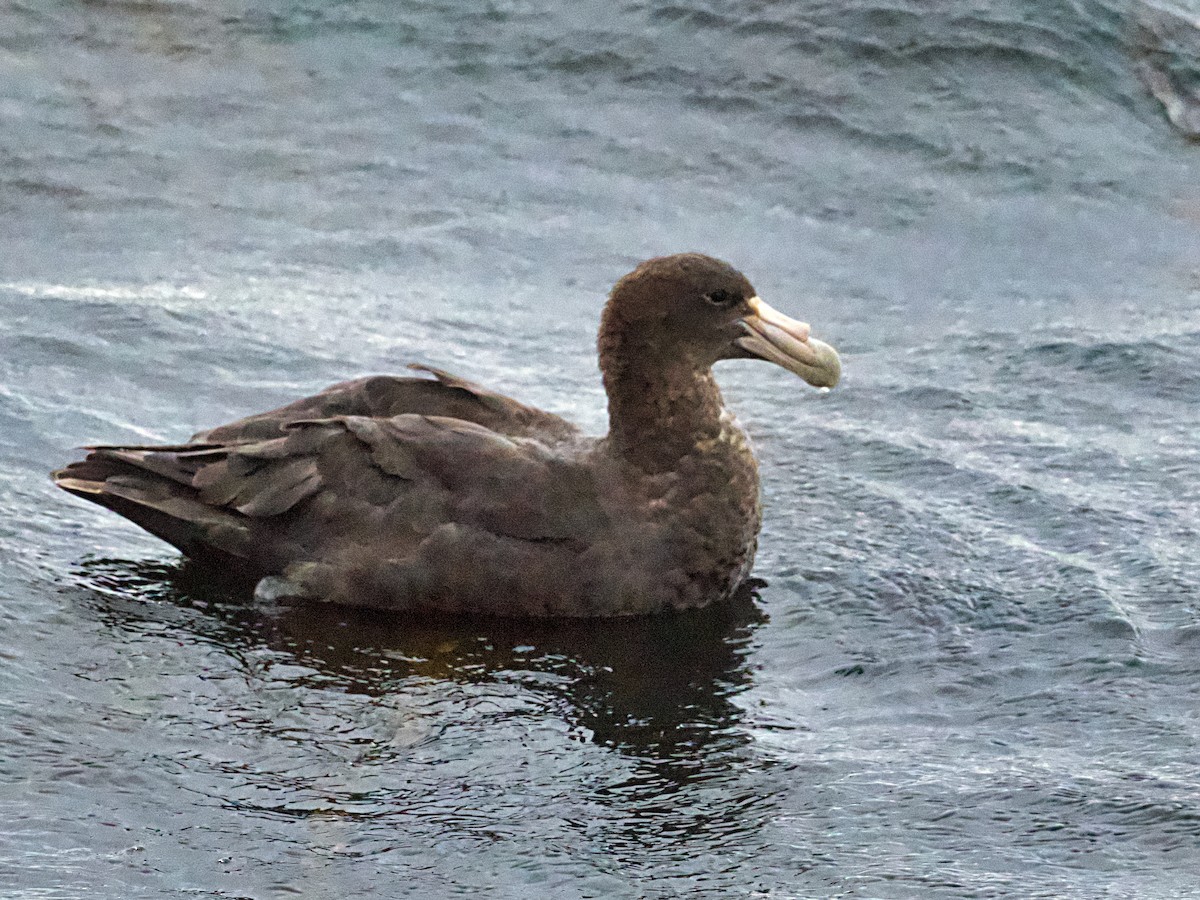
[53,254,840,617]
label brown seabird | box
[53,254,841,616]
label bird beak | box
[735,296,841,388]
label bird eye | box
[704,289,739,307]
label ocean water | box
[2,0,1199,897]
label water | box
[2,0,1199,896]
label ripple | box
[1018,337,1200,399]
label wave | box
[1016,334,1200,400]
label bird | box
[53,254,840,617]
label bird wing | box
[192,364,581,445]
[192,412,604,541]
[54,412,609,596]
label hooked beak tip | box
[736,296,840,389]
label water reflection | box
[74,557,767,775]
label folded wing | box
[54,369,609,613]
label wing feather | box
[192,368,580,445]
[55,367,606,604]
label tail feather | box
[53,451,274,579]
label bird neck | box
[601,342,728,473]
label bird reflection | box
[75,557,768,777]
